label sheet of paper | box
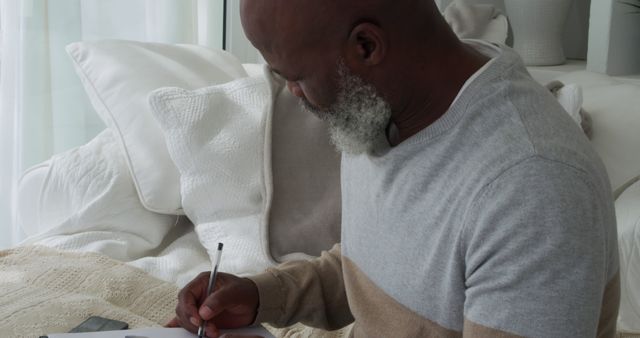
[47,327,275,338]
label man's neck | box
[387,42,490,146]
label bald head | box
[241,1,341,55]
[240,1,485,148]
[240,0,443,57]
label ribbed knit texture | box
[149,75,276,276]
[0,246,177,337]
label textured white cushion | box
[267,84,342,262]
[21,130,176,261]
[67,40,247,214]
[244,63,341,261]
[556,71,640,192]
[17,162,50,237]
[149,63,341,266]
[149,71,277,275]
[616,180,640,333]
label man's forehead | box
[241,0,338,48]
[261,48,301,82]
[241,3,285,51]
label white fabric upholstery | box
[242,63,342,261]
[550,83,583,125]
[19,130,211,287]
[554,71,640,334]
[556,71,640,192]
[616,180,640,334]
[66,40,248,214]
[443,1,508,44]
[267,83,342,262]
[20,129,175,257]
[149,70,277,275]
[16,162,50,237]
[18,57,341,284]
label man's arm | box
[461,157,619,337]
[249,243,354,330]
[171,243,352,336]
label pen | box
[198,242,224,338]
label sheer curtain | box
[0,0,226,249]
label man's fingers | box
[176,304,202,328]
[176,272,256,333]
[174,314,202,335]
[165,317,179,328]
[175,287,207,333]
[178,286,205,326]
[205,322,220,338]
[200,292,226,320]
[199,281,243,320]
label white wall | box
[588,0,640,75]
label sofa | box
[9,40,640,337]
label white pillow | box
[66,40,248,214]
[17,162,50,237]
[21,130,176,261]
[615,180,640,334]
[149,70,277,275]
[267,84,342,262]
[556,71,640,192]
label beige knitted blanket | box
[0,246,177,337]
[0,246,350,338]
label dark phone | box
[69,316,129,333]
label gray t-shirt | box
[250,41,619,338]
[340,41,619,337]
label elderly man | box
[170,1,619,337]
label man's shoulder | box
[455,63,603,186]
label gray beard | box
[300,63,392,155]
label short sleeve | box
[461,157,617,337]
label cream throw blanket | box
[0,246,176,337]
[0,246,350,338]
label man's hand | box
[167,272,260,338]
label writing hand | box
[167,272,260,338]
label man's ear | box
[346,22,387,67]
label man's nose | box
[287,81,305,98]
